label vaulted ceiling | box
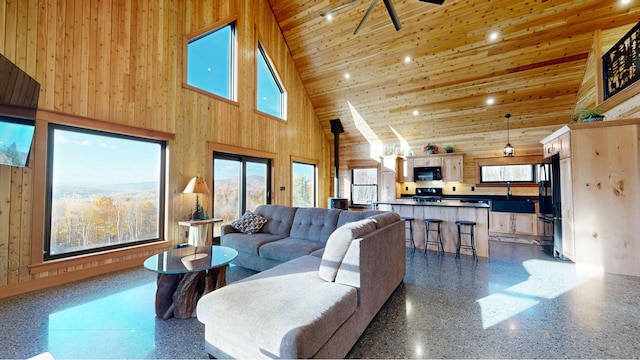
[267,0,640,154]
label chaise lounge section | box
[197,205,405,358]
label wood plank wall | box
[0,0,330,297]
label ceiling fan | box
[321,0,445,35]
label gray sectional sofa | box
[196,204,406,358]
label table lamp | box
[183,176,210,220]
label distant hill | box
[53,182,159,200]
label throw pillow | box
[231,211,268,234]
[319,218,376,282]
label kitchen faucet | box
[506,181,512,199]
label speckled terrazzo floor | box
[1,241,639,359]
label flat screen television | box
[0,115,35,168]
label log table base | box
[155,266,227,320]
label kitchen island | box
[376,199,490,257]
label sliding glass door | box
[213,153,271,232]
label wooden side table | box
[178,218,223,246]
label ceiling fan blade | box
[321,0,362,17]
[354,0,380,34]
[383,0,402,31]
[419,0,445,4]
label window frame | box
[184,18,238,103]
[255,41,287,121]
[475,156,542,187]
[291,157,318,208]
[350,167,379,206]
[43,124,167,261]
[30,110,174,271]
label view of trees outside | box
[351,168,378,205]
[48,127,162,257]
[481,164,535,182]
[292,162,315,207]
[213,157,268,235]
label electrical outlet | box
[452,186,456,191]
[279,186,286,191]
[471,186,475,191]
[405,186,409,191]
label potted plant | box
[573,107,605,123]
[444,145,455,153]
[423,143,438,154]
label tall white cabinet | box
[541,119,640,276]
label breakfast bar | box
[376,199,490,257]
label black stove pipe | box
[329,119,344,197]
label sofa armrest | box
[334,219,405,317]
[221,224,240,236]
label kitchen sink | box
[490,200,535,213]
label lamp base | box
[191,208,205,220]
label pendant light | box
[503,113,514,157]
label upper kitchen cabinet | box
[442,155,463,182]
[413,156,442,167]
[543,131,571,159]
[398,157,414,182]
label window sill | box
[29,240,172,274]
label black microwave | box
[414,166,442,181]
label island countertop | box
[376,200,490,257]
[375,199,490,208]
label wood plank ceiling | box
[267,0,640,155]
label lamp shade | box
[183,176,210,194]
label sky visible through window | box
[257,45,284,118]
[52,129,161,187]
[0,119,34,153]
[187,25,232,99]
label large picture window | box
[186,22,237,100]
[45,125,165,260]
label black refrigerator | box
[538,153,564,258]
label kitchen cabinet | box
[543,132,570,159]
[413,156,442,167]
[540,120,640,276]
[442,155,463,182]
[490,211,539,236]
[399,157,413,182]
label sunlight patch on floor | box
[47,282,157,359]
[477,259,597,329]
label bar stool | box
[400,216,416,252]
[423,218,444,254]
[455,220,477,259]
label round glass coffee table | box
[144,245,238,319]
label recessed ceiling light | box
[487,98,495,105]
[327,14,333,21]
[413,110,419,116]
[489,32,499,41]
[344,73,350,79]
[404,56,412,63]
[621,0,631,4]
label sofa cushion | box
[319,218,377,282]
[336,210,369,228]
[197,255,358,359]
[254,204,297,236]
[289,208,341,242]
[368,212,400,229]
[259,237,325,262]
[231,210,268,234]
[221,232,285,255]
